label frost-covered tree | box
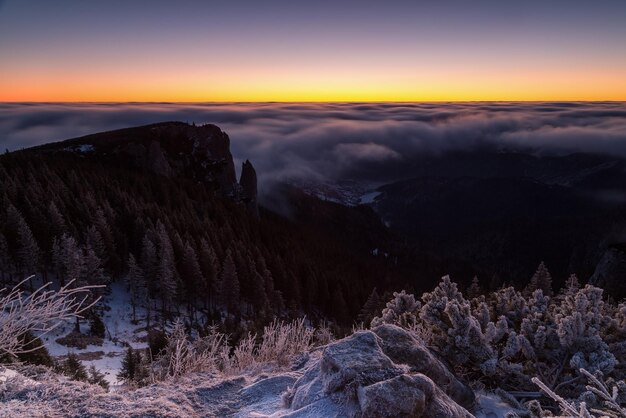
[418,276,495,372]
[371,289,420,328]
[555,285,616,376]
[373,274,625,395]
[0,278,98,359]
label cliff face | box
[30,122,246,199]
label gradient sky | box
[1,0,625,101]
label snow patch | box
[359,191,381,204]
[38,281,148,388]
[474,392,515,418]
[63,143,94,153]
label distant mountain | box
[364,151,626,288]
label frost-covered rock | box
[358,374,473,418]
[371,324,475,409]
[284,325,474,417]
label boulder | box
[372,324,475,409]
[358,373,473,418]
[285,325,475,417]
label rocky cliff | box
[30,121,251,202]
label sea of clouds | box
[1,102,625,185]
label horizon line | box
[2,100,626,104]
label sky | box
[2,102,626,186]
[1,0,626,101]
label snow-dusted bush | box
[0,277,100,360]
[152,319,230,380]
[372,273,625,404]
[371,290,420,328]
[255,318,314,365]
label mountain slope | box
[0,122,405,326]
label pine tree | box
[257,255,283,314]
[127,253,146,322]
[156,223,178,315]
[525,261,553,297]
[51,233,82,286]
[358,287,382,325]
[85,225,107,265]
[219,249,240,315]
[80,243,105,287]
[14,332,53,367]
[9,205,40,284]
[63,353,87,381]
[48,201,66,237]
[199,239,218,308]
[140,235,158,294]
[87,365,109,390]
[251,270,269,314]
[118,346,139,383]
[181,241,203,307]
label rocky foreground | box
[0,325,489,418]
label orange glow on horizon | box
[2,63,625,102]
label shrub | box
[372,274,625,399]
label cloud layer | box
[1,102,625,186]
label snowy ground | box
[0,361,515,418]
[38,281,148,387]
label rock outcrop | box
[590,244,626,300]
[31,121,251,203]
[239,159,259,217]
[284,324,475,417]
